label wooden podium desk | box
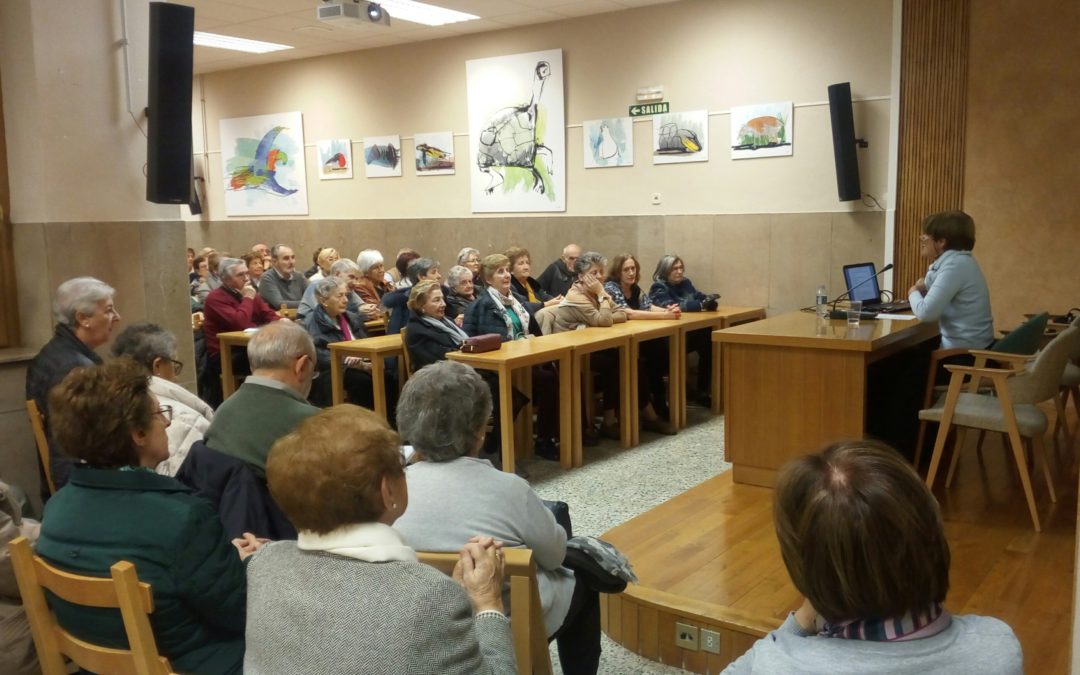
[713,311,938,487]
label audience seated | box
[186,247,196,281]
[250,243,270,259]
[26,277,120,496]
[405,280,469,370]
[111,322,214,476]
[258,244,307,310]
[205,251,224,292]
[391,248,421,288]
[382,257,441,335]
[444,264,476,324]
[36,360,258,675]
[457,246,483,288]
[508,245,562,315]
[0,479,41,675]
[201,257,281,408]
[649,254,719,405]
[355,249,392,306]
[297,258,368,319]
[191,255,211,307]
[245,404,516,674]
[241,252,265,291]
[395,362,602,675]
[203,322,317,475]
[538,243,581,298]
[724,440,1023,674]
[307,247,338,281]
[301,277,377,408]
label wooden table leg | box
[630,340,642,447]
[619,343,632,449]
[371,354,388,421]
[220,343,235,399]
[558,354,573,470]
[499,366,516,474]
[669,334,683,429]
[711,339,723,415]
[520,367,534,456]
[330,349,345,405]
[571,353,583,467]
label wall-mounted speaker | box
[146,2,194,204]
[827,82,862,202]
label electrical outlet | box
[674,622,699,650]
[651,192,662,205]
[701,628,721,654]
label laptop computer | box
[841,262,910,312]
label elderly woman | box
[111,322,214,476]
[26,277,121,495]
[391,249,421,288]
[507,245,562,315]
[458,246,483,287]
[724,440,1022,673]
[245,404,515,673]
[191,255,212,307]
[464,253,559,459]
[405,280,469,370]
[308,247,341,282]
[382,257,441,335]
[908,210,994,350]
[444,264,477,324]
[355,249,392,306]
[241,252,265,291]
[35,360,256,675]
[649,254,720,405]
[395,361,602,675]
[300,277,374,408]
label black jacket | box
[649,278,709,312]
[510,276,554,316]
[405,314,463,371]
[25,324,102,494]
[444,289,474,320]
[300,305,368,372]
[462,291,539,340]
[382,286,411,335]
[537,259,575,298]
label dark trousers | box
[199,348,250,410]
[641,338,671,420]
[685,328,713,393]
[552,577,601,675]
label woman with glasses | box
[35,360,261,675]
[111,322,214,476]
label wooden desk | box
[605,320,683,447]
[329,334,405,420]
[449,340,573,474]
[713,311,937,487]
[217,331,252,399]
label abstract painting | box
[467,48,565,213]
[364,135,402,178]
[652,110,708,165]
[583,117,633,168]
[316,139,353,180]
[730,102,793,159]
[414,131,456,176]
[221,111,308,216]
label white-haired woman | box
[458,246,484,288]
[394,361,602,675]
[300,277,375,408]
[355,249,391,307]
[26,277,121,495]
[444,265,476,325]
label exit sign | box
[629,102,670,117]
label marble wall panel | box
[664,215,717,295]
[829,211,888,301]
[712,214,772,308]
[768,213,832,315]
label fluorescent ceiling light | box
[193,32,293,54]
[376,0,479,26]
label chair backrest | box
[279,304,298,320]
[992,312,1049,355]
[25,400,54,495]
[417,548,552,675]
[1009,322,1080,404]
[400,326,415,376]
[8,536,172,675]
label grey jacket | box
[244,541,517,674]
[258,267,307,310]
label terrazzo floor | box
[525,405,731,674]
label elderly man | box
[201,257,280,407]
[297,258,374,320]
[537,243,581,298]
[203,321,318,475]
[251,243,270,259]
[259,244,307,310]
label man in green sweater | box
[204,321,318,475]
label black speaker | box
[827,82,861,202]
[146,2,195,204]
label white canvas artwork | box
[466,48,565,213]
[414,131,456,176]
[220,111,308,216]
[583,117,633,168]
[363,135,403,178]
[652,110,709,165]
[316,138,353,180]
[730,102,793,159]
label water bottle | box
[816,284,828,318]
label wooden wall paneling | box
[637,604,659,660]
[895,0,970,290]
[0,66,19,347]
[621,599,639,653]
[606,593,622,644]
[657,610,680,667]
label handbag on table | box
[461,333,502,353]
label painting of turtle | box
[467,49,565,212]
[220,111,308,216]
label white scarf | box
[297,522,417,562]
[486,285,531,338]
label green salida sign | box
[628,102,670,117]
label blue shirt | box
[908,250,994,349]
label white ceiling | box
[174,0,682,74]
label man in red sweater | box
[201,257,280,407]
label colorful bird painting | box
[227,126,298,196]
[323,152,348,170]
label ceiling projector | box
[317,2,391,27]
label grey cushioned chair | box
[918,319,1080,532]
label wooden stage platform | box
[601,429,1077,673]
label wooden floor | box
[601,423,1077,674]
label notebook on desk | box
[842,262,911,313]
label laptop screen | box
[842,262,881,303]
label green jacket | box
[37,467,245,675]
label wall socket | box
[651,192,662,205]
[700,628,721,654]
[674,622,699,650]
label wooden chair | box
[8,536,172,675]
[417,548,552,675]
[278,304,298,320]
[918,321,1080,531]
[400,326,415,376]
[25,400,55,495]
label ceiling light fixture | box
[374,0,478,26]
[193,31,293,54]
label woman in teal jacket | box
[35,360,254,675]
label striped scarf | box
[820,603,951,642]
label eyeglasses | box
[169,358,184,376]
[154,405,173,422]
